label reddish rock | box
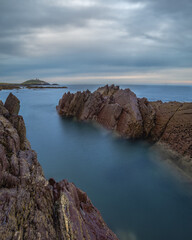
[57,85,192,175]
[57,85,144,138]
[8,115,27,149]
[96,84,119,97]
[0,101,9,116]
[97,103,122,130]
[138,98,156,138]
[113,89,143,138]
[0,94,118,240]
[160,103,192,158]
[56,91,89,118]
[150,101,183,141]
[80,91,104,120]
[116,110,143,138]
[53,179,118,240]
[4,92,20,115]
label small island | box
[0,79,67,90]
[22,79,50,85]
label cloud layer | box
[0,0,192,83]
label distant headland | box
[22,79,50,85]
[0,79,67,90]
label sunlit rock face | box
[0,93,118,240]
[57,85,192,175]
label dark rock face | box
[57,85,192,175]
[4,93,20,115]
[0,95,118,240]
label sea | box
[0,84,192,240]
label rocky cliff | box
[0,93,118,240]
[57,85,192,176]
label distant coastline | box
[0,79,67,90]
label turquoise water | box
[0,85,192,240]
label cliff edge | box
[0,93,118,240]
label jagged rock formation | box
[57,85,192,176]
[0,93,118,240]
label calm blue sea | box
[0,84,192,240]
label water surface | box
[0,85,192,240]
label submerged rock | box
[57,85,192,176]
[0,94,118,240]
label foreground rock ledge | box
[57,85,192,177]
[0,94,118,240]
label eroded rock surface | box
[0,93,118,240]
[57,85,192,175]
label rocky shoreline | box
[57,85,192,177]
[0,84,67,91]
[0,93,118,240]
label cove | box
[0,85,192,240]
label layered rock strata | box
[0,93,118,240]
[57,85,192,176]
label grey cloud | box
[0,0,192,81]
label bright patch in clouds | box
[52,0,97,8]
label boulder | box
[4,93,20,115]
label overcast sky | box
[0,0,192,84]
